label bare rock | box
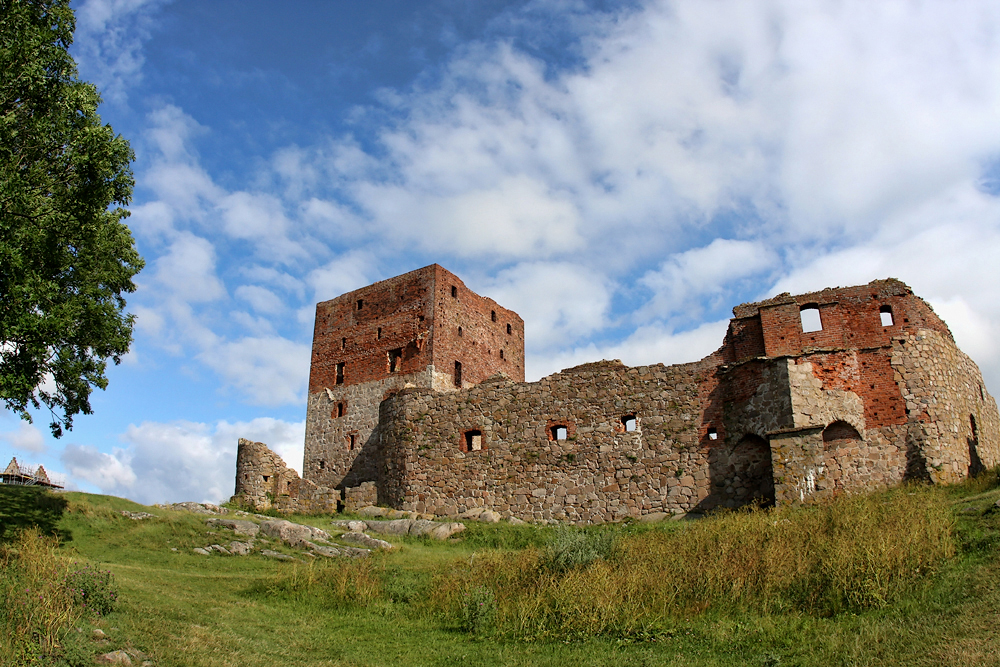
[228,541,253,556]
[428,522,465,540]
[261,549,299,562]
[260,519,331,547]
[457,507,486,520]
[357,506,388,518]
[206,518,260,537]
[98,650,132,665]
[340,532,393,550]
[120,511,157,520]
[479,510,502,523]
[330,519,369,532]
[192,548,210,556]
[92,628,107,639]
[208,544,231,555]
[639,512,669,523]
[365,519,414,536]
[506,516,526,525]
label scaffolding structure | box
[1,457,63,488]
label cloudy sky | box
[3,0,1000,505]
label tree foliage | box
[0,0,144,436]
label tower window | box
[707,427,718,441]
[451,285,458,298]
[458,326,463,337]
[500,349,504,360]
[879,305,894,326]
[336,362,345,385]
[454,361,462,387]
[491,310,497,322]
[464,429,483,452]
[506,323,512,335]
[341,337,347,350]
[337,402,345,418]
[389,348,402,373]
[377,327,382,340]
[621,415,637,432]
[800,305,822,333]
[357,299,364,310]
[347,433,356,450]
[550,425,568,441]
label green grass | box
[2,476,1000,666]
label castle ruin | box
[233,265,999,522]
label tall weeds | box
[431,487,955,639]
[0,527,82,662]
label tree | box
[1,0,144,437]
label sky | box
[3,0,1000,505]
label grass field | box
[2,475,1000,667]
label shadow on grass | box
[0,485,71,544]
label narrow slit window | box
[337,402,345,418]
[458,326,463,337]
[347,433,356,450]
[707,427,718,441]
[357,299,364,310]
[454,361,462,387]
[341,337,347,350]
[319,460,325,470]
[552,425,568,441]
[465,429,483,451]
[800,305,822,333]
[336,362,345,385]
[622,415,637,432]
[451,285,458,298]
[491,310,497,322]
[879,305,894,326]
[506,323,512,335]
[500,349,504,360]
[377,327,382,340]
[388,348,402,373]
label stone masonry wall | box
[233,438,338,514]
[379,359,722,523]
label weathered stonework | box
[231,438,338,513]
[235,272,999,522]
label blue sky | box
[4,0,1000,504]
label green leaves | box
[0,0,144,436]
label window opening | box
[506,323,512,335]
[418,315,425,322]
[879,305,894,327]
[500,349,504,360]
[337,402,345,418]
[980,384,985,401]
[341,337,347,350]
[621,415,637,432]
[262,475,269,483]
[707,427,718,441]
[336,362,345,385]
[552,425,568,441]
[319,461,325,470]
[458,326,463,337]
[800,305,822,333]
[465,429,483,451]
[347,433,356,451]
[454,361,462,387]
[357,299,364,310]
[388,348,402,373]
[491,310,497,322]
[377,327,382,340]
[451,286,458,298]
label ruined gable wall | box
[429,265,525,389]
[379,359,721,523]
[233,438,338,513]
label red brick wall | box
[799,350,907,428]
[308,268,436,393]
[430,265,525,386]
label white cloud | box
[148,232,227,303]
[59,418,305,505]
[198,337,311,406]
[235,285,286,316]
[306,251,377,303]
[483,262,612,351]
[73,0,166,104]
[0,422,46,454]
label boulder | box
[340,532,393,550]
[357,506,388,518]
[120,511,156,520]
[228,541,253,556]
[206,518,260,537]
[364,519,414,536]
[330,519,368,532]
[457,507,485,520]
[428,522,465,540]
[506,516,526,525]
[260,549,298,562]
[192,548,210,555]
[98,651,131,665]
[479,510,502,523]
[639,512,669,523]
[208,544,231,555]
[260,519,331,547]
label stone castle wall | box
[232,438,338,513]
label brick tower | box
[303,264,525,492]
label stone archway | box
[822,420,864,492]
